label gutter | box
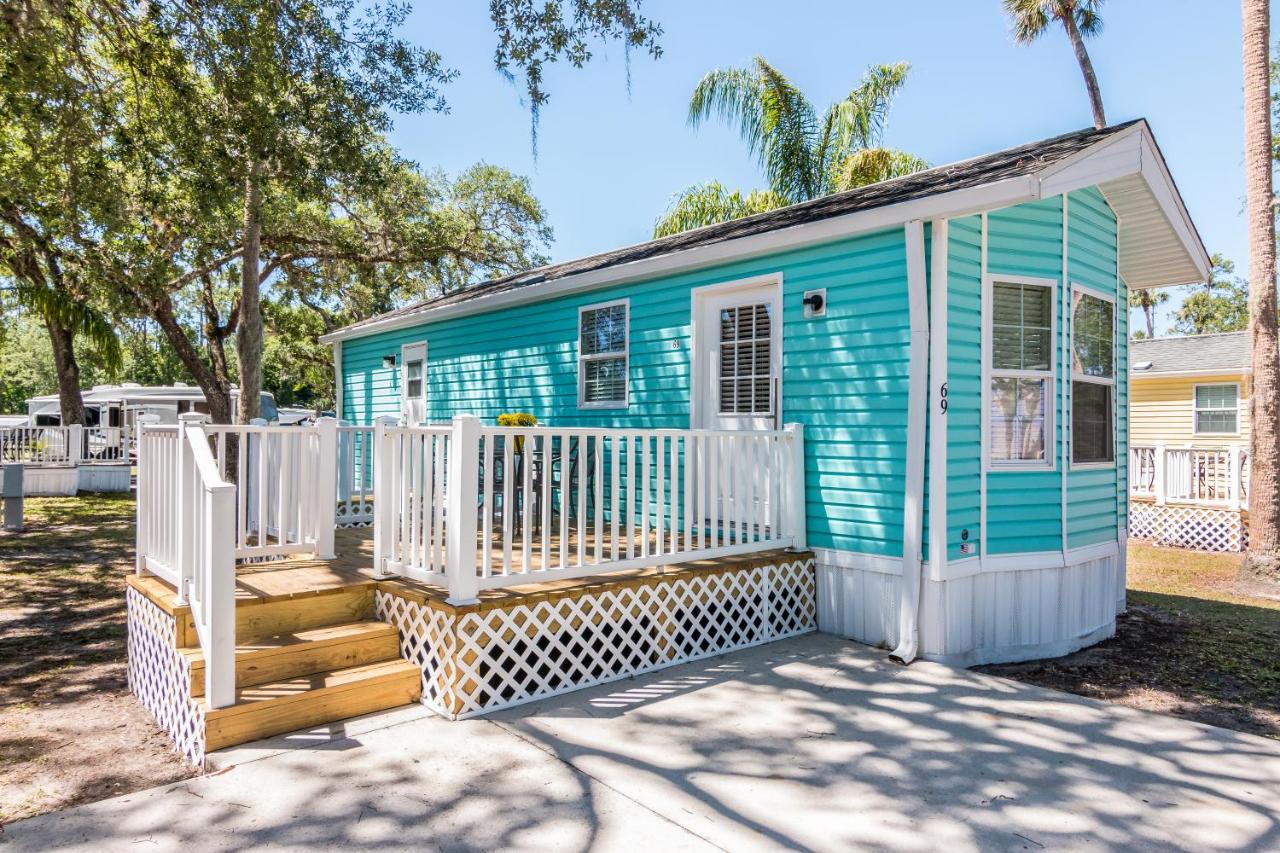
[891,219,929,664]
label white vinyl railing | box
[206,420,338,561]
[0,426,77,465]
[337,425,375,527]
[375,416,807,603]
[1130,444,1248,508]
[84,426,128,460]
[136,418,236,707]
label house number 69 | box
[939,382,948,414]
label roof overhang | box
[322,120,1209,345]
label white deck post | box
[312,416,339,559]
[783,423,807,551]
[446,415,481,605]
[205,479,237,709]
[1154,444,1167,506]
[174,417,191,604]
[372,416,398,578]
[67,423,83,465]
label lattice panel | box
[1129,503,1247,553]
[379,557,816,719]
[126,588,206,765]
[336,499,374,528]
[374,590,460,716]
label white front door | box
[694,282,782,431]
[400,342,427,424]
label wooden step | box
[184,621,400,698]
[235,584,375,643]
[203,659,422,752]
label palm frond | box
[818,62,911,184]
[1002,0,1051,43]
[830,147,929,193]
[751,58,820,202]
[14,282,123,369]
[687,66,766,158]
[1075,1,1104,37]
[652,181,787,238]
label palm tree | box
[1128,288,1168,338]
[1003,0,1107,129]
[1240,0,1280,588]
[653,59,927,237]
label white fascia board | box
[319,175,1040,345]
[1037,123,1145,197]
[1131,367,1252,379]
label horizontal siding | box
[1066,188,1120,549]
[342,227,912,559]
[947,215,982,560]
[985,197,1065,555]
[1130,374,1250,446]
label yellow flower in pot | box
[497,412,537,453]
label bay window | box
[987,277,1055,466]
[1070,287,1115,465]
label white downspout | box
[892,219,929,664]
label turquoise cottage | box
[321,121,1208,666]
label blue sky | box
[388,2,1256,336]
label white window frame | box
[577,297,630,409]
[1192,381,1241,437]
[983,273,1057,472]
[400,340,427,425]
[1069,283,1117,470]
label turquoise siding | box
[1066,187,1121,548]
[946,215,983,561]
[341,228,913,559]
[985,197,1066,555]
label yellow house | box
[1128,331,1250,552]
[1130,332,1250,448]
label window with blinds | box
[988,279,1054,465]
[578,300,628,407]
[1070,289,1115,465]
[1194,383,1238,434]
[718,302,773,415]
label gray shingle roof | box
[336,120,1144,337]
[1130,332,1249,376]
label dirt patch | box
[0,494,195,826]
[981,543,1280,740]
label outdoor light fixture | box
[382,355,397,369]
[802,288,827,319]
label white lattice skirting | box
[1129,502,1248,553]
[126,587,206,765]
[376,555,817,719]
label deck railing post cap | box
[178,413,209,424]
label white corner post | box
[445,414,481,605]
[893,219,929,665]
[312,416,339,559]
[372,415,398,578]
[783,423,807,550]
[205,477,237,709]
[927,218,949,583]
[1154,444,1167,505]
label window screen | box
[1194,384,1238,434]
[1070,290,1115,464]
[988,280,1054,464]
[579,302,628,406]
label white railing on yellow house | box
[374,416,808,603]
[135,417,236,707]
[1130,444,1249,509]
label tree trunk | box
[236,164,264,425]
[1240,0,1280,587]
[45,317,85,425]
[1061,12,1106,129]
[150,297,234,424]
[1144,302,1155,338]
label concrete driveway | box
[4,634,1278,852]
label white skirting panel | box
[817,547,1120,667]
[78,464,131,493]
[21,466,79,496]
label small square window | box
[1194,384,1238,434]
